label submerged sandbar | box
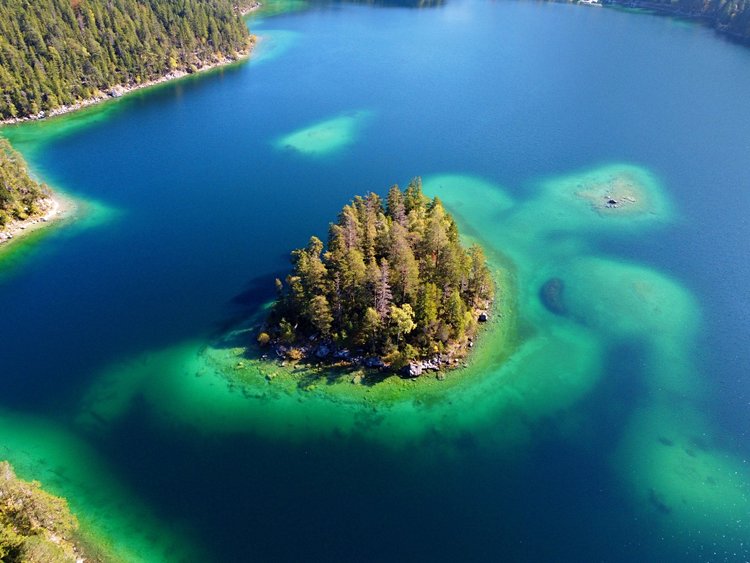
[541,163,673,222]
[274,110,373,156]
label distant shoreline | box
[0,192,76,252]
[577,0,750,45]
[0,39,257,127]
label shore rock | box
[400,363,423,378]
[364,356,385,369]
[333,348,351,360]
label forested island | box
[0,461,87,562]
[0,138,53,240]
[259,179,495,377]
[0,0,252,120]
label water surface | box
[1,1,749,560]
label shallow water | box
[1,1,749,560]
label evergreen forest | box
[0,0,251,119]
[265,179,494,369]
[0,138,49,228]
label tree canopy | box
[0,138,49,228]
[266,178,494,368]
[0,0,251,119]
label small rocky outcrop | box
[333,348,351,359]
[400,363,423,378]
[364,356,385,369]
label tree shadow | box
[208,269,286,345]
[209,268,403,391]
[294,362,393,389]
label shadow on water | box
[206,270,285,337]
[512,338,656,561]
[87,385,534,561]
[213,268,398,390]
[228,269,285,308]
[81,334,656,562]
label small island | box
[258,178,494,377]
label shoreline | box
[204,259,516,407]
[257,298,492,378]
[0,192,76,252]
[239,1,263,15]
[0,40,257,127]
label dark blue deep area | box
[1,1,749,560]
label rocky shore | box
[258,311,491,380]
[238,0,262,15]
[0,194,73,249]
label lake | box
[1,0,749,560]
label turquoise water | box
[1,1,750,560]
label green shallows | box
[274,110,374,157]
[0,408,202,562]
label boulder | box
[400,363,423,378]
[364,356,385,369]
[315,345,330,359]
[333,348,351,359]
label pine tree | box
[374,258,393,319]
[386,184,406,226]
[308,295,333,337]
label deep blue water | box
[1,1,749,560]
